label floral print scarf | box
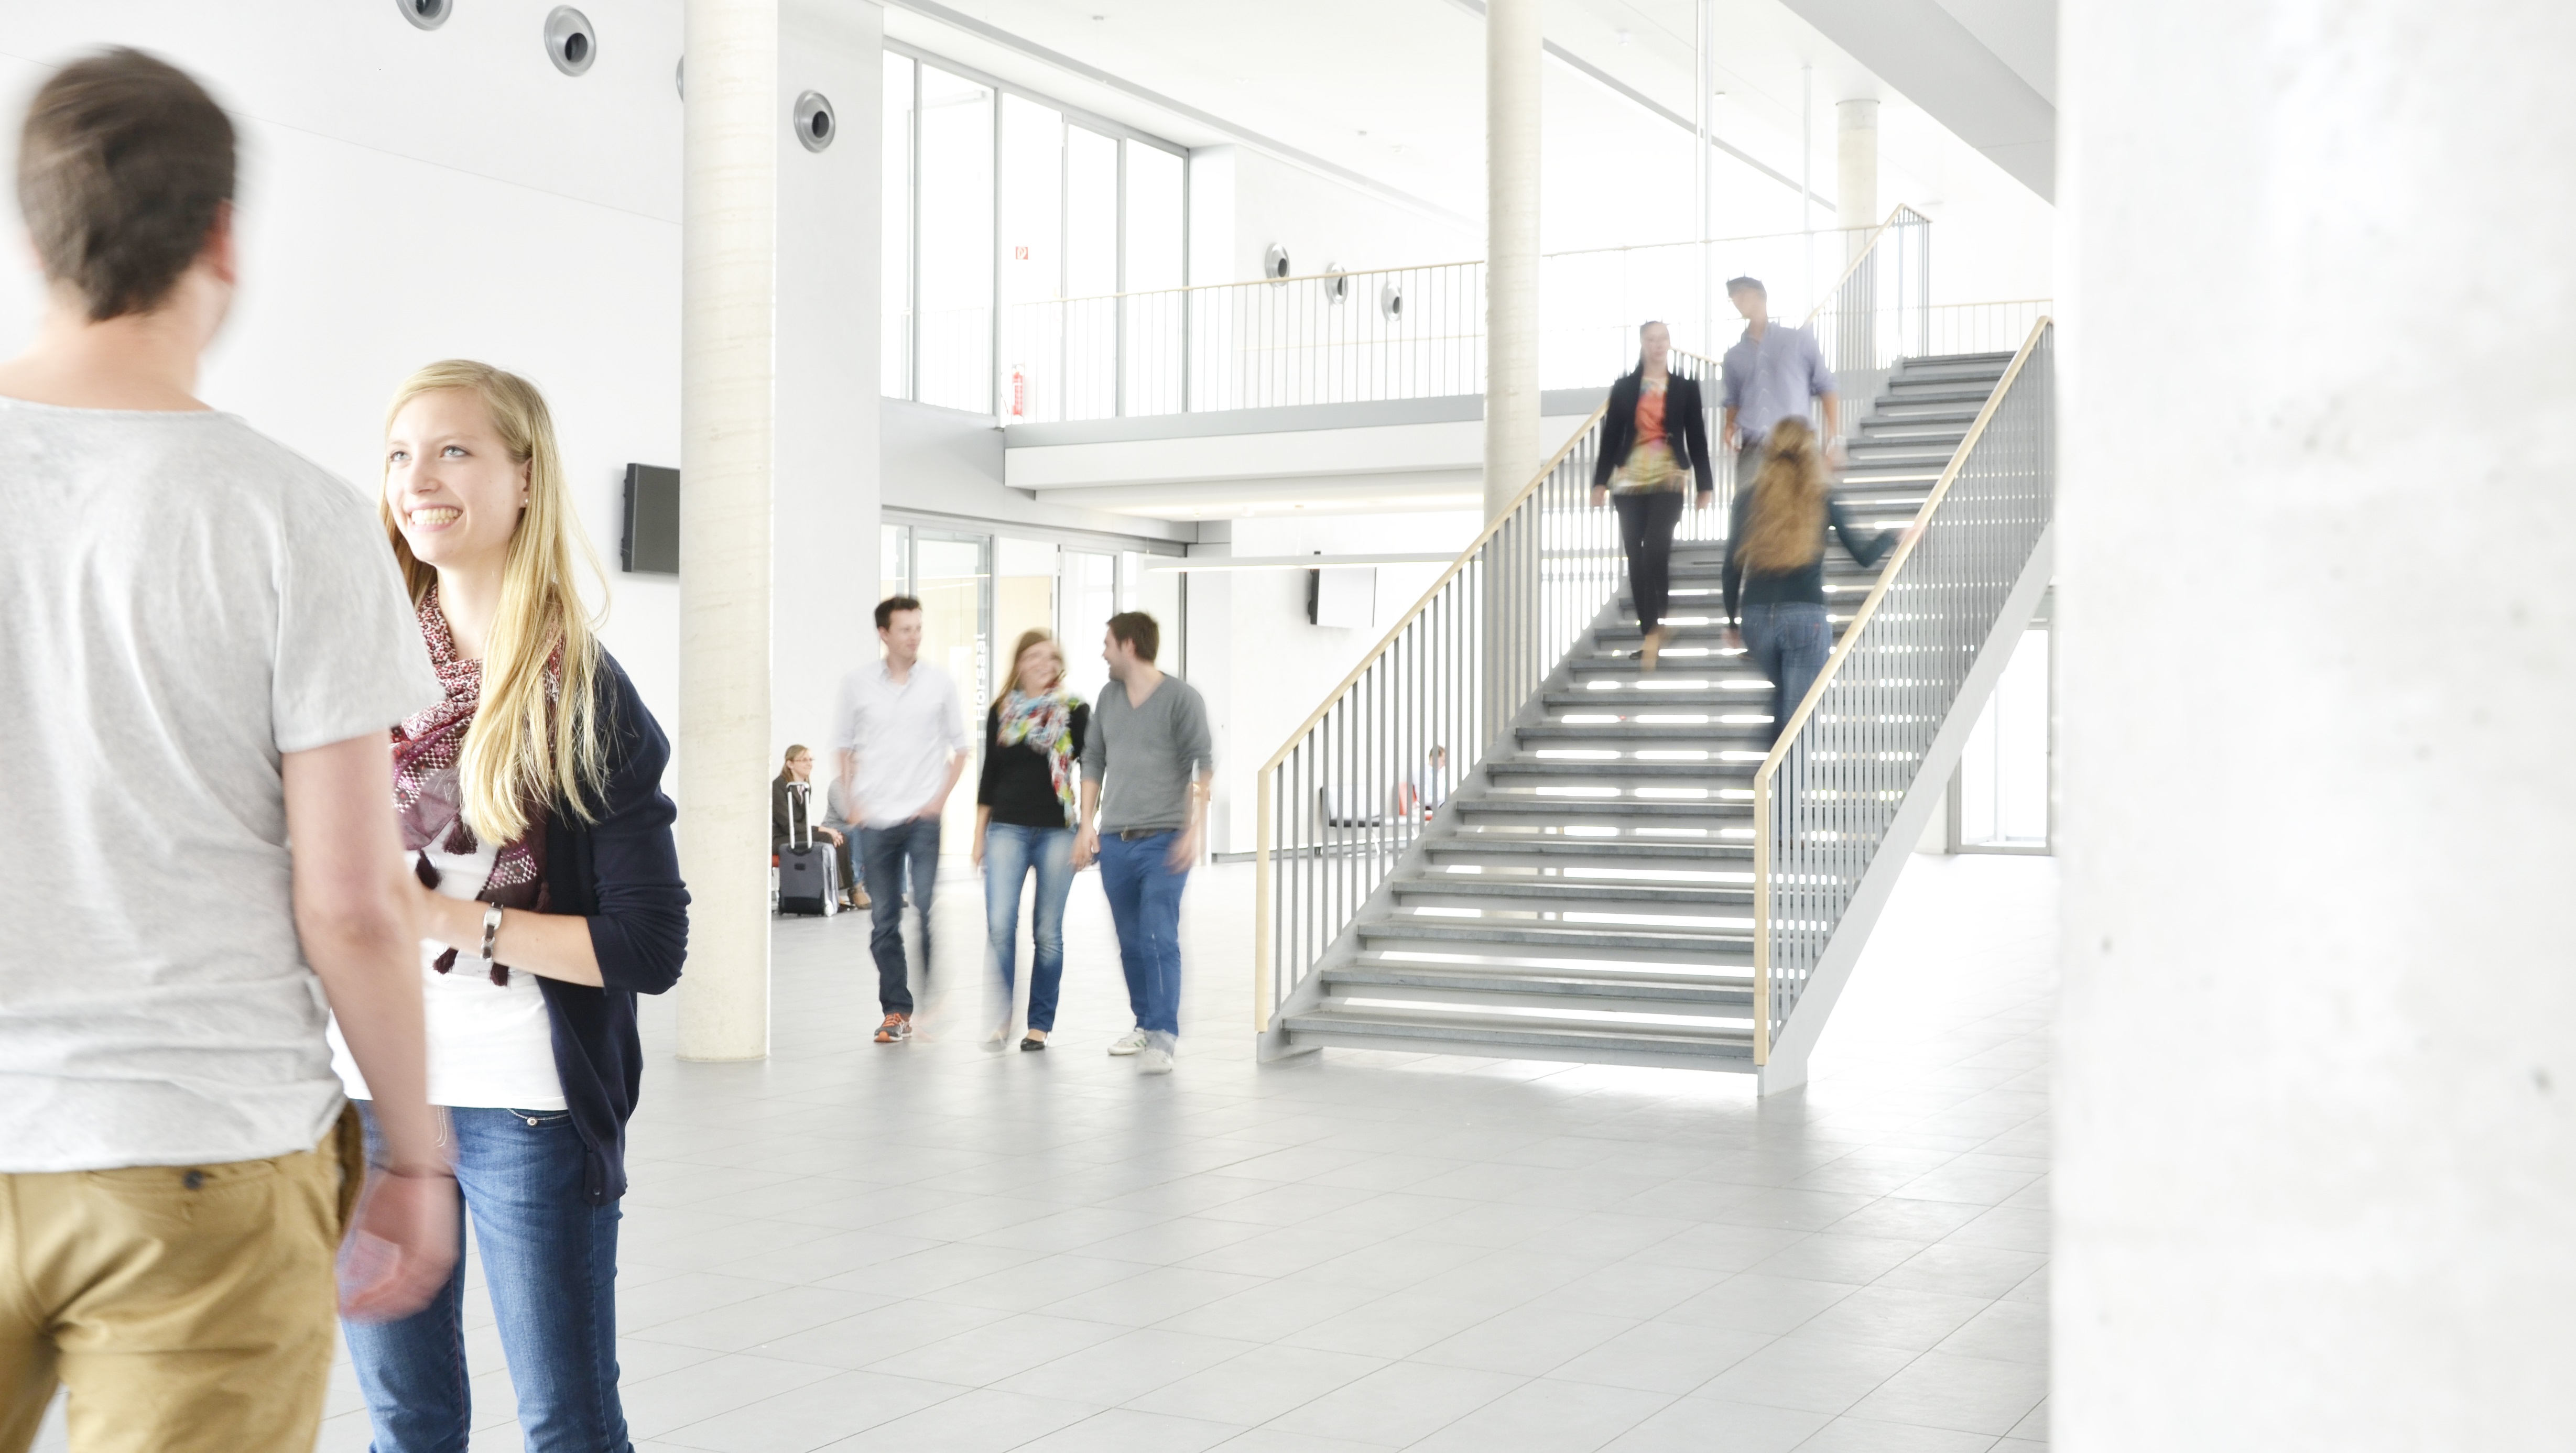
[996,687,1083,827]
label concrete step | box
[1281,1004,1757,1072]
[1322,959,1753,1010]
[1356,913,1752,958]
[1485,756,1758,781]
[1425,835,1754,866]
[1392,871,1752,906]
[1519,720,1773,743]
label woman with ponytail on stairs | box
[331,360,688,1453]
[1592,320,1715,670]
[1722,414,1906,749]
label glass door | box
[1956,626,2052,851]
[912,532,991,854]
[1059,550,1117,706]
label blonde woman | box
[1721,415,1900,747]
[972,629,1088,1050]
[330,360,688,1452]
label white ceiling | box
[882,0,2045,242]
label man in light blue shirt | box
[1719,275,1842,486]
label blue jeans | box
[861,817,941,1015]
[1740,600,1832,749]
[1098,829,1189,1052]
[984,823,1074,1032]
[345,1104,628,1453]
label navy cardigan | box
[534,652,689,1204]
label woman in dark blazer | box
[1591,320,1715,670]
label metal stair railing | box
[1751,316,2057,1062]
[1252,400,1612,1035]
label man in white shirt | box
[835,596,970,1043]
[0,49,454,1452]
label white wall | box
[1190,508,1482,855]
[774,0,883,764]
[0,1,687,744]
[2058,0,2576,1446]
[1189,145,1480,288]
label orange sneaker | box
[874,1013,911,1044]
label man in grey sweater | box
[1073,611,1213,1074]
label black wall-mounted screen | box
[622,464,679,575]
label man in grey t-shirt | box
[0,50,453,1451]
[1074,611,1212,1074]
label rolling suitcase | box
[776,782,840,916]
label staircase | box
[1273,351,2020,1075]
[1254,312,2057,1090]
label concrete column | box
[676,0,776,1062]
[1835,99,1878,234]
[1482,0,1540,519]
[2060,2,2576,1446]
[773,0,881,767]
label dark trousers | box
[1615,490,1686,632]
[345,1105,629,1453]
[860,817,941,1014]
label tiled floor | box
[31,851,2052,1453]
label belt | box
[1114,827,1176,841]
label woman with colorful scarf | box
[973,629,1088,1050]
[328,360,687,1453]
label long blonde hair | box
[1736,416,1830,575]
[380,360,607,841]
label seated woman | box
[331,360,687,1453]
[774,742,863,909]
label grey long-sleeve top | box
[1080,673,1213,833]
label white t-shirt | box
[832,659,970,826]
[0,399,441,1173]
[328,831,568,1112]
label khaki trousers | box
[0,1110,361,1453]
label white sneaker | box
[1137,1048,1175,1075]
[1107,1029,1150,1056]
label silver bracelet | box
[478,901,504,962]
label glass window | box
[995,537,1059,689]
[882,53,914,400]
[917,67,994,413]
[881,523,910,599]
[1062,126,1120,421]
[1060,550,1116,706]
[997,95,1063,423]
[1122,144,1185,414]
[1123,144,1183,292]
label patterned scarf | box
[996,687,1083,827]
[390,587,550,985]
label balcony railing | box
[993,213,1938,424]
